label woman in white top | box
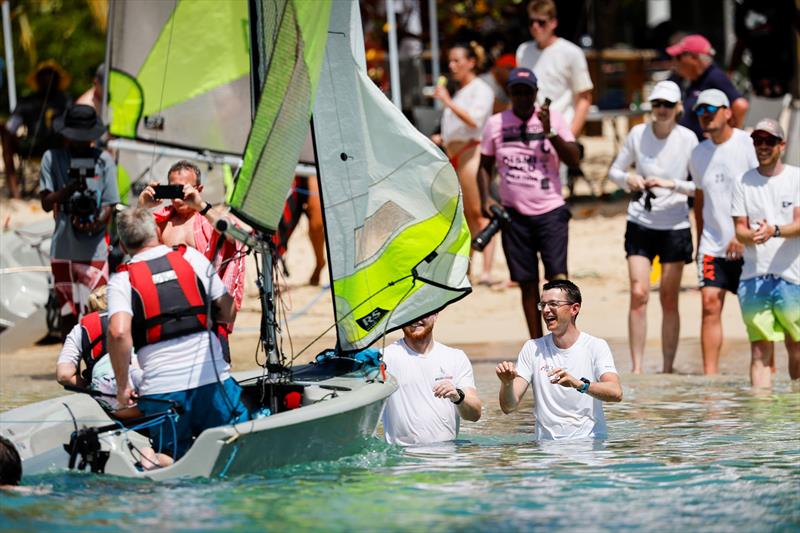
[608,81,699,374]
[435,42,496,285]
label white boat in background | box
[0,218,54,352]
[0,0,471,479]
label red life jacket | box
[79,311,108,382]
[122,245,209,350]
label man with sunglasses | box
[496,280,622,440]
[731,119,800,389]
[688,89,758,375]
[515,0,593,139]
[666,34,748,141]
[478,68,579,339]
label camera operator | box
[39,104,118,338]
[478,68,579,339]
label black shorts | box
[698,254,743,293]
[624,221,693,264]
[501,205,570,283]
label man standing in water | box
[731,119,800,389]
[382,313,482,445]
[689,89,758,374]
[496,280,622,439]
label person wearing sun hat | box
[608,80,699,374]
[666,34,748,140]
[731,118,800,389]
[38,104,119,338]
[688,88,758,375]
[1,60,72,198]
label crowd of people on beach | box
[0,0,797,476]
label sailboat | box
[0,0,471,479]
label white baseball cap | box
[693,89,730,110]
[648,81,681,103]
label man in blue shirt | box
[667,34,749,140]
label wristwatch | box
[199,202,213,216]
[452,388,465,405]
[578,378,590,394]
[774,225,781,238]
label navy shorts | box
[501,205,570,283]
[139,377,250,460]
[624,221,693,264]
[697,254,743,293]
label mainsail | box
[106,0,251,203]
[313,0,472,352]
[228,0,331,232]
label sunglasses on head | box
[752,136,780,147]
[694,104,721,116]
[530,17,550,26]
[651,100,677,109]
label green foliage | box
[1,0,106,116]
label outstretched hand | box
[495,361,518,385]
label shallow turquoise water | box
[2,363,799,531]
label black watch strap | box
[453,388,465,405]
[199,202,212,216]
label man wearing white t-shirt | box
[689,89,758,374]
[515,0,593,137]
[108,207,249,463]
[496,280,622,440]
[382,313,482,446]
[731,119,800,389]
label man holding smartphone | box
[478,67,579,339]
[138,161,246,323]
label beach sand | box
[0,131,792,410]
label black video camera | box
[66,149,100,226]
[472,204,511,251]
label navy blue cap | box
[507,67,538,89]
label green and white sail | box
[106,0,251,203]
[313,0,471,353]
[228,0,331,231]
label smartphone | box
[153,184,184,200]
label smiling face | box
[448,47,476,83]
[402,313,437,343]
[539,288,580,334]
[751,133,785,166]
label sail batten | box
[313,0,471,353]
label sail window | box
[354,200,414,266]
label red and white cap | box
[751,118,785,140]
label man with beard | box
[496,280,622,440]
[732,119,800,389]
[381,313,482,445]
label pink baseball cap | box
[666,34,715,57]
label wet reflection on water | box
[1,363,798,531]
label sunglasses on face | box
[530,17,550,26]
[651,100,677,109]
[752,136,780,147]
[694,104,721,116]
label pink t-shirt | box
[480,108,574,216]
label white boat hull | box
[0,366,396,480]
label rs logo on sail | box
[356,308,389,331]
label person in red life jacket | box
[107,207,249,465]
[56,286,143,418]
